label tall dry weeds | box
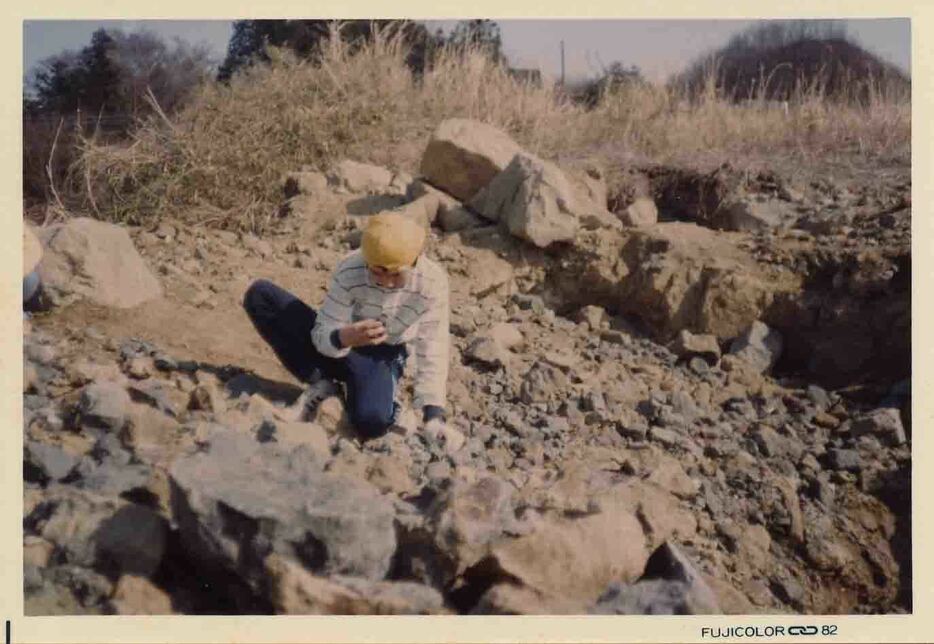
[69,27,910,233]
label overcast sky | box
[23,18,910,83]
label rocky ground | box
[23,120,910,615]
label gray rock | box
[809,476,836,508]
[47,565,115,610]
[89,434,133,467]
[419,118,522,202]
[723,397,757,421]
[74,459,151,497]
[25,441,79,483]
[169,432,396,589]
[283,171,327,199]
[649,427,683,448]
[94,504,169,577]
[615,420,647,443]
[425,461,452,483]
[750,425,803,461]
[37,217,163,308]
[728,321,783,374]
[512,293,546,314]
[689,357,710,375]
[620,197,659,227]
[120,339,156,361]
[24,394,50,412]
[424,474,517,585]
[671,330,721,365]
[127,381,183,418]
[24,564,43,592]
[576,305,609,331]
[519,362,568,405]
[581,392,608,415]
[714,198,791,232]
[28,487,167,578]
[592,579,702,614]
[827,448,861,472]
[465,337,510,369]
[78,383,131,432]
[849,408,906,446]
[439,206,485,232]
[545,417,571,435]
[669,391,701,422]
[25,343,57,366]
[469,152,580,248]
[806,385,832,410]
[770,575,805,609]
[592,541,720,614]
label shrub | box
[68,24,909,233]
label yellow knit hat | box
[361,212,427,271]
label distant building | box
[508,67,543,87]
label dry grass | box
[67,26,910,233]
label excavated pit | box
[602,163,910,396]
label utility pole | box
[560,40,565,87]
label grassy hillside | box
[64,32,910,233]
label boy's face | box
[368,264,409,289]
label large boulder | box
[468,469,704,613]
[419,119,522,201]
[469,152,581,248]
[168,433,396,590]
[554,224,801,342]
[479,502,649,604]
[429,474,518,581]
[37,218,162,308]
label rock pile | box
[22,118,910,616]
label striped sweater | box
[310,250,450,410]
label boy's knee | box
[243,279,274,315]
[351,403,395,439]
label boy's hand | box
[339,319,387,348]
[424,418,465,454]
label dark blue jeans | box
[24,270,40,304]
[243,279,406,438]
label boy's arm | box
[414,272,450,421]
[311,272,354,359]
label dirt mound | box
[23,123,910,615]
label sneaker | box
[290,377,340,422]
[24,284,52,314]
